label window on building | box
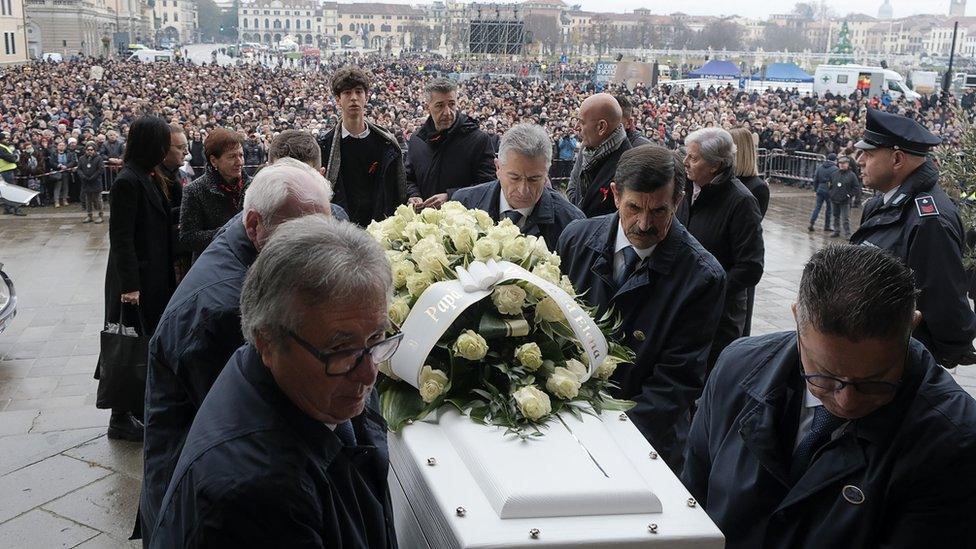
[3,33,9,55]
[285,19,290,29]
[370,23,375,31]
[306,19,311,29]
[381,24,390,32]
[163,13,168,22]
[174,13,178,21]
[337,23,342,31]
[162,0,166,6]
[265,19,270,29]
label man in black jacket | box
[557,144,726,471]
[808,154,837,232]
[150,216,398,547]
[616,94,652,148]
[320,66,406,226]
[140,159,335,541]
[851,108,976,368]
[405,78,495,211]
[682,245,976,549]
[679,127,764,375]
[828,156,858,238]
[567,93,632,217]
[453,123,584,250]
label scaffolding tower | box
[468,4,524,55]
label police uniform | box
[850,109,976,366]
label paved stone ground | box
[0,184,974,547]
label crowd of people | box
[2,52,975,547]
[1,53,974,216]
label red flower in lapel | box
[599,186,610,201]
[368,161,379,175]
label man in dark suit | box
[557,144,726,471]
[452,123,584,250]
[682,245,976,549]
[566,93,632,218]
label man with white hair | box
[452,123,584,249]
[138,157,334,541]
[678,127,764,375]
[150,215,398,547]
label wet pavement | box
[0,185,974,547]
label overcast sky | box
[371,1,968,20]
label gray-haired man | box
[452,123,584,249]
[140,158,334,541]
[150,215,399,547]
[405,78,496,211]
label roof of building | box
[337,3,424,16]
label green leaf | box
[379,380,428,431]
[599,395,636,412]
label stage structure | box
[467,4,525,55]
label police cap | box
[854,109,941,156]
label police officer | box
[851,108,976,368]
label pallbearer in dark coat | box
[851,108,976,368]
[682,246,976,549]
[566,93,632,218]
[557,145,726,471]
[100,116,175,442]
[679,127,764,375]
[452,123,584,250]
[150,216,400,548]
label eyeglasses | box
[800,372,901,395]
[287,330,403,377]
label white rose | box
[472,237,500,261]
[515,342,544,371]
[596,356,624,380]
[419,365,449,403]
[487,223,521,244]
[558,275,576,296]
[565,358,587,381]
[412,237,449,273]
[534,296,565,323]
[472,209,495,230]
[491,284,527,316]
[546,367,582,400]
[452,329,489,361]
[448,224,478,254]
[532,262,562,285]
[382,216,408,241]
[366,220,385,242]
[501,236,532,261]
[378,359,401,381]
[395,204,416,221]
[420,208,445,224]
[440,201,467,214]
[391,260,416,289]
[388,297,410,326]
[406,271,433,298]
[513,385,552,421]
[403,220,440,244]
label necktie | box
[335,420,357,447]
[616,246,641,288]
[503,209,523,226]
[790,405,844,482]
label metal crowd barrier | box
[549,159,574,189]
[764,149,826,187]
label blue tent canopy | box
[751,62,813,83]
[688,60,741,79]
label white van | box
[813,64,920,101]
[128,49,174,63]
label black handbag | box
[95,304,149,413]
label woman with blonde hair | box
[730,127,769,217]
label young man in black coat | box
[679,127,764,375]
[452,123,584,250]
[149,216,398,548]
[557,145,726,471]
[319,66,406,226]
[405,78,495,211]
[683,245,976,549]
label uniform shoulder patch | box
[915,195,939,217]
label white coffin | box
[388,409,724,548]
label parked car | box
[0,263,16,334]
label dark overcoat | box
[556,214,726,468]
[569,139,632,218]
[682,331,976,549]
[149,345,398,549]
[452,180,585,249]
[404,113,495,200]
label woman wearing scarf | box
[179,127,249,262]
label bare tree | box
[762,23,811,51]
[693,19,744,51]
[524,14,561,55]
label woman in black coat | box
[179,127,248,261]
[730,128,770,338]
[101,116,175,441]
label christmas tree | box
[829,22,854,65]
[936,108,976,269]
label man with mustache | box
[404,78,496,211]
[557,144,726,472]
[452,123,583,249]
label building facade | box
[25,0,151,58]
[238,0,335,48]
[0,0,27,64]
[153,0,197,45]
[336,3,426,51]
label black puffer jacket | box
[404,112,496,200]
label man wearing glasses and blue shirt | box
[150,215,400,547]
[682,245,976,549]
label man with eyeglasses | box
[150,215,399,547]
[682,245,976,549]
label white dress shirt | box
[613,221,656,283]
[793,387,848,451]
[499,191,534,229]
[341,123,370,140]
